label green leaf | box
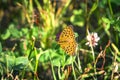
[89,2,98,15]
[15,56,29,70]
[102,17,110,23]
[113,18,120,32]
[1,29,10,40]
[51,58,61,66]
[8,24,20,38]
[65,56,76,65]
[15,56,29,65]
[41,49,76,67]
[116,56,120,62]
[102,17,111,30]
[32,27,39,38]
[39,49,50,63]
[6,55,16,70]
[70,9,84,27]
[0,42,2,53]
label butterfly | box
[58,25,77,55]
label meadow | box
[0,0,120,80]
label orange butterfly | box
[58,25,77,55]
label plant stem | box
[49,53,56,80]
[90,46,97,80]
[72,57,77,80]
[108,0,113,18]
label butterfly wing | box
[58,26,77,55]
[60,40,76,55]
[59,27,75,43]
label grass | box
[0,0,120,80]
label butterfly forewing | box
[58,26,77,55]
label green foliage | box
[70,9,84,27]
[0,29,11,40]
[0,0,120,80]
[0,43,2,53]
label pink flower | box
[85,32,100,47]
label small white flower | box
[85,32,100,47]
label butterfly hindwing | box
[63,41,76,55]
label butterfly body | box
[58,26,77,55]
